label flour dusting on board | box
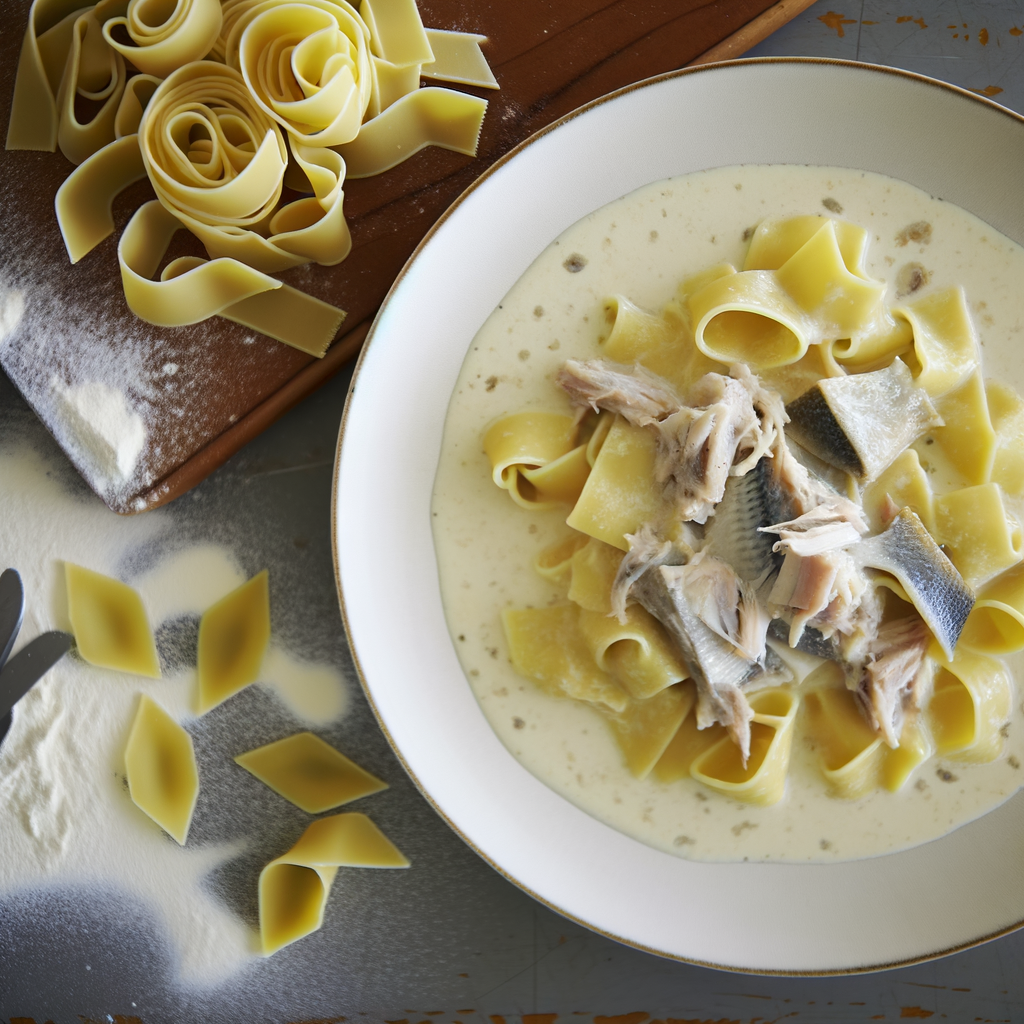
[0,439,348,983]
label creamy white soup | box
[431,164,1024,863]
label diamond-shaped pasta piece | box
[235,732,387,813]
[124,695,199,845]
[197,570,270,713]
[259,813,409,955]
[66,563,160,677]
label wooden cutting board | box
[0,0,807,513]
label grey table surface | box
[3,1,1024,1020]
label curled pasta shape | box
[897,287,979,398]
[7,0,126,158]
[483,411,590,509]
[959,560,1024,655]
[235,0,374,147]
[101,0,222,78]
[933,482,1023,588]
[689,687,799,806]
[928,650,1011,763]
[139,62,351,273]
[600,683,693,779]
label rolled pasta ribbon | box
[483,411,590,510]
[337,86,487,177]
[259,813,409,955]
[119,200,346,356]
[578,605,687,700]
[567,537,622,612]
[744,215,871,274]
[139,62,352,273]
[860,448,934,534]
[7,0,125,157]
[56,131,147,262]
[360,0,432,67]
[959,560,1024,655]
[689,687,799,806]
[896,287,979,398]
[532,531,589,588]
[113,72,161,137]
[600,683,693,779]
[101,0,222,77]
[501,604,629,713]
[927,649,1011,763]
[236,0,374,147]
[653,683,726,782]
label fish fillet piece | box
[611,524,679,623]
[631,564,759,761]
[855,616,932,747]
[761,502,868,557]
[785,358,942,481]
[856,507,974,659]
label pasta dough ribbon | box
[101,0,222,77]
[337,86,487,177]
[259,813,409,955]
[7,0,128,162]
[139,61,352,273]
[896,287,979,398]
[55,132,147,262]
[118,200,346,356]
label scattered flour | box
[0,440,347,984]
[49,377,147,484]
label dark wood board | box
[0,0,784,513]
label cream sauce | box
[431,165,1024,863]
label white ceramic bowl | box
[333,58,1024,973]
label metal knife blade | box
[0,630,75,721]
[0,568,25,671]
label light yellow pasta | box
[259,813,408,955]
[689,688,799,806]
[896,286,979,398]
[502,605,628,712]
[101,0,222,78]
[113,73,161,138]
[360,0,433,67]
[933,483,1023,588]
[566,416,666,551]
[577,605,687,700]
[125,695,199,845]
[55,132,146,263]
[958,560,1024,655]
[483,411,589,510]
[600,684,693,779]
[804,678,887,800]
[235,732,387,812]
[197,570,271,714]
[987,381,1024,498]
[652,685,726,782]
[532,532,589,589]
[928,649,1011,763]
[924,371,996,486]
[860,448,935,534]
[422,29,499,89]
[744,215,869,274]
[65,562,161,677]
[566,538,622,612]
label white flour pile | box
[0,439,348,983]
[49,377,147,484]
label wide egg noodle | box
[959,560,1024,655]
[55,132,147,263]
[6,0,126,160]
[599,683,693,779]
[566,416,667,551]
[860,448,935,534]
[124,694,199,845]
[259,813,408,955]
[421,29,499,89]
[113,72,161,137]
[986,381,1024,498]
[577,605,687,700]
[918,370,996,486]
[566,537,622,612]
[532,532,590,588]
[501,604,629,713]
[337,86,487,177]
[101,0,222,78]
[483,411,591,510]
[927,649,1012,763]
[652,685,726,782]
[689,688,799,806]
[932,482,1024,589]
[896,286,979,398]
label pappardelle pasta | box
[433,165,1024,861]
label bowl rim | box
[331,56,1024,976]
